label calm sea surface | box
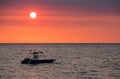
[0,43,120,79]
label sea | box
[0,43,120,79]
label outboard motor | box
[21,58,30,64]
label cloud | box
[0,0,119,15]
[0,0,120,8]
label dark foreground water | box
[0,43,120,79]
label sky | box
[0,0,120,43]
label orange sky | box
[0,0,120,43]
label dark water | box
[0,43,120,79]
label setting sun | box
[30,12,37,19]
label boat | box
[21,58,55,64]
[21,50,55,64]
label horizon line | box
[0,42,120,44]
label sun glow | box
[30,12,37,19]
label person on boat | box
[33,52,39,59]
[32,50,39,60]
[32,50,46,60]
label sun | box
[30,12,37,19]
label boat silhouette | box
[21,58,55,64]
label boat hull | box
[21,58,55,64]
